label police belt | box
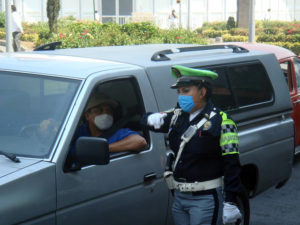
[164,171,222,192]
[173,177,223,192]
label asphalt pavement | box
[250,154,300,225]
[0,40,33,52]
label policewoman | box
[141,65,242,225]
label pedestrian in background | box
[94,10,100,21]
[11,5,23,52]
[169,9,178,29]
[141,65,242,225]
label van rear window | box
[201,62,274,112]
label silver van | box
[0,44,294,225]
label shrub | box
[265,42,300,55]
[0,12,5,28]
[0,30,5,39]
[263,27,280,35]
[222,34,248,42]
[229,28,248,36]
[256,33,285,42]
[159,28,206,44]
[202,29,228,38]
[202,21,227,31]
[226,16,236,30]
[34,22,207,49]
[261,20,291,29]
[21,33,39,42]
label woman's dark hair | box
[197,81,212,101]
[11,5,17,12]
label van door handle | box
[144,172,157,182]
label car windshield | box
[0,72,80,158]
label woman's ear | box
[85,111,90,121]
[200,87,207,98]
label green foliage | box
[222,34,248,42]
[0,30,5,39]
[260,20,291,29]
[229,28,248,36]
[120,22,159,43]
[0,12,5,28]
[47,0,61,33]
[202,21,227,31]
[226,16,236,30]
[16,19,300,56]
[159,28,206,44]
[202,29,228,38]
[34,21,206,49]
[265,42,300,55]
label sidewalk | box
[0,39,35,52]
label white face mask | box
[94,114,113,130]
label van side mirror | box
[75,137,110,167]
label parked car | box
[0,44,294,225]
[224,42,300,154]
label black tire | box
[235,186,250,225]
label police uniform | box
[141,65,242,225]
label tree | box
[226,16,236,30]
[47,0,60,33]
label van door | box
[280,58,300,152]
[54,69,169,225]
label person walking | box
[11,5,23,52]
[141,65,242,225]
[169,9,178,29]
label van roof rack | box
[151,44,249,61]
[34,41,62,51]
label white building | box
[0,0,299,29]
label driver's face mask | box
[94,114,113,130]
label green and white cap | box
[170,65,218,89]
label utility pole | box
[187,0,191,30]
[115,0,119,24]
[249,0,255,42]
[177,0,182,27]
[93,0,95,20]
[5,0,12,53]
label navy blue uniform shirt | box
[141,101,241,202]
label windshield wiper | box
[0,150,20,163]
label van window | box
[280,61,294,91]
[70,77,148,160]
[294,58,300,90]
[203,62,274,112]
[209,68,236,111]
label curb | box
[0,40,31,52]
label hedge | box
[35,21,206,49]
[265,42,300,55]
[222,34,248,42]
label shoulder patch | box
[203,121,212,130]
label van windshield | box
[0,72,80,158]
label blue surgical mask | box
[178,95,194,112]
